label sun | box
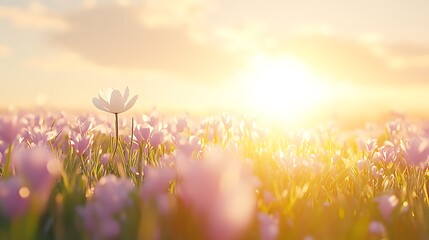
[239,55,329,122]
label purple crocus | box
[373,142,399,164]
[134,124,153,143]
[175,117,188,133]
[78,175,134,239]
[26,126,57,146]
[70,133,93,156]
[176,147,256,240]
[258,212,279,240]
[403,135,429,167]
[0,117,22,145]
[12,146,61,214]
[13,146,61,193]
[141,166,176,199]
[99,153,110,166]
[0,177,30,218]
[150,130,165,149]
[73,116,94,136]
[368,221,385,235]
[376,194,399,220]
[176,135,201,157]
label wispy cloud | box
[50,3,246,82]
[275,34,429,85]
[0,3,68,31]
[0,44,10,57]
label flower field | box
[1,89,429,240]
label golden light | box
[239,55,330,122]
[19,187,30,198]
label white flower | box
[92,87,138,114]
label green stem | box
[129,117,134,164]
[112,113,119,159]
[3,144,13,179]
[137,145,143,187]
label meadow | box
[1,88,429,240]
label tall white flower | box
[92,87,138,114]
[92,87,138,158]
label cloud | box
[0,44,10,57]
[274,34,429,85]
[139,0,215,28]
[50,3,245,82]
[0,3,68,31]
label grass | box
[0,111,428,239]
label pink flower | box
[176,147,256,240]
[376,194,399,220]
[368,221,385,235]
[141,166,176,199]
[99,217,121,239]
[1,146,60,217]
[357,158,367,171]
[93,175,134,214]
[26,126,57,146]
[176,135,201,157]
[221,114,233,130]
[0,117,22,145]
[373,142,398,164]
[175,117,188,133]
[78,175,134,239]
[386,120,401,136]
[258,213,279,240]
[134,124,153,143]
[150,130,165,148]
[70,133,93,155]
[371,165,383,178]
[0,177,30,218]
[143,113,160,128]
[73,117,94,135]
[100,153,110,166]
[359,138,378,153]
[367,139,378,152]
[13,146,61,196]
[403,135,429,167]
[263,191,276,205]
[77,206,121,239]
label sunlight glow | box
[241,55,329,121]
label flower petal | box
[98,89,107,102]
[92,98,110,113]
[123,95,138,112]
[104,88,113,101]
[124,86,129,102]
[98,92,110,107]
[110,90,125,113]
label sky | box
[1,0,429,124]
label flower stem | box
[129,117,134,164]
[112,113,119,159]
[3,144,13,179]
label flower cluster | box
[0,88,428,239]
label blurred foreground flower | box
[0,177,30,217]
[176,147,256,240]
[376,194,399,220]
[0,146,61,218]
[77,175,134,239]
[258,212,279,240]
[0,116,22,145]
[368,221,386,236]
[403,135,429,167]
